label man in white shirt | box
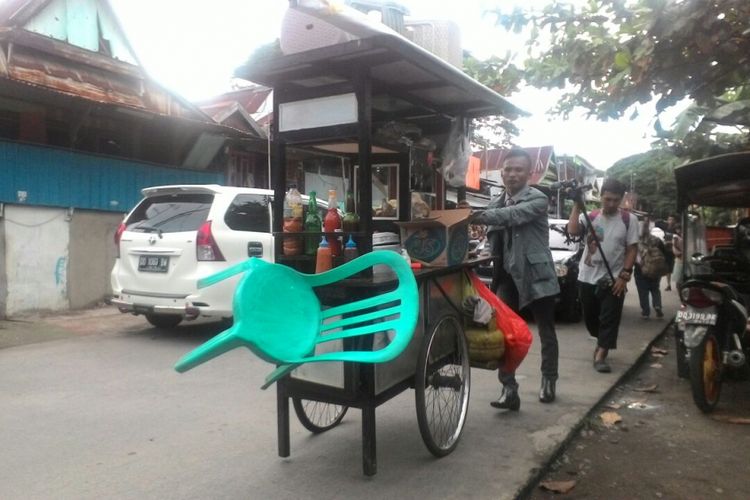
[567,178,639,373]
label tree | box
[463,52,524,149]
[486,0,750,158]
[607,148,680,217]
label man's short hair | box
[601,178,626,197]
[504,148,532,170]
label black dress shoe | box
[490,386,520,411]
[539,377,556,403]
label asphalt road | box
[1,291,678,500]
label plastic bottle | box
[400,248,411,266]
[344,235,359,263]
[304,191,322,256]
[324,189,342,257]
[283,185,303,256]
[342,190,360,233]
[315,237,332,273]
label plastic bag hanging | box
[439,117,472,188]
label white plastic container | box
[372,232,400,276]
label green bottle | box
[342,190,360,233]
[304,191,322,256]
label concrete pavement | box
[0,289,678,499]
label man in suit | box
[474,148,560,410]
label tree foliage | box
[485,0,750,158]
[607,148,680,217]
[463,52,524,149]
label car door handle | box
[247,241,264,257]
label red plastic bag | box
[466,271,533,373]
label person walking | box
[662,215,677,290]
[567,178,639,373]
[634,216,666,319]
[672,224,683,287]
[473,148,560,410]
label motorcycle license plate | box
[138,255,169,273]
[676,310,717,325]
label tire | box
[688,330,722,413]
[673,325,689,379]
[292,398,348,434]
[145,313,183,329]
[415,315,471,457]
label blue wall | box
[0,140,224,212]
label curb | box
[514,320,675,500]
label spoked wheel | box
[689,330,722,413]
[415,314,471,457]
[292,398,348,434]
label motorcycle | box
[674,152,750,413]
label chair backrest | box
[174,251,419,385]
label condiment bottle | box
[283,185,303,256]
[344,235,359,263]
[315,237,332,273]
[304,191,322,256]
[324,189,342,256]
[342,190,359,233]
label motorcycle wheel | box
[688,329,722,413]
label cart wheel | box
[292,398,348,434]
[415,314,471,457]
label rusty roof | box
[0,1,251,138]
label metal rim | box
[292,398,348,434]
[415,315,471,457]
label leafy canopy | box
[485,0,750,158]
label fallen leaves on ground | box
[539,479,577,494]
[633,384,659,393]
[600,411,622,427]
[651,347,668,356]
[604,402,622,410]
[650,363,663,369]
[711,414,750,425]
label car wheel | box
[145,313,183,329]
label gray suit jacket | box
[476,186,560,309]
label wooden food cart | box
[235,24,523,476]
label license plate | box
[676,310,717,325]
[138,255,170,273]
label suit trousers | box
[496,279,559,389]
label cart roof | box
[675,151,750,209]
[235,34,526,124]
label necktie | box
[505,197,515,248]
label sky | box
[104,0,661,170]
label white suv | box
[110,185,326,328]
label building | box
[0,0,250,317]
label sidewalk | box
[0,289,679,499]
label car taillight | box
[680,287,722,308]
[114,222,126,258]
[196,221,225,261]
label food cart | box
[225,8,524,477]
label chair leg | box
[277,381,290,458]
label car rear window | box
[224,194,271,232]
[126,193,213,233]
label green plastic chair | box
[174,251,419,389]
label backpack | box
[640,235,668,279]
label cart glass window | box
[356,163,399,220]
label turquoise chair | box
[174,251,419,389]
